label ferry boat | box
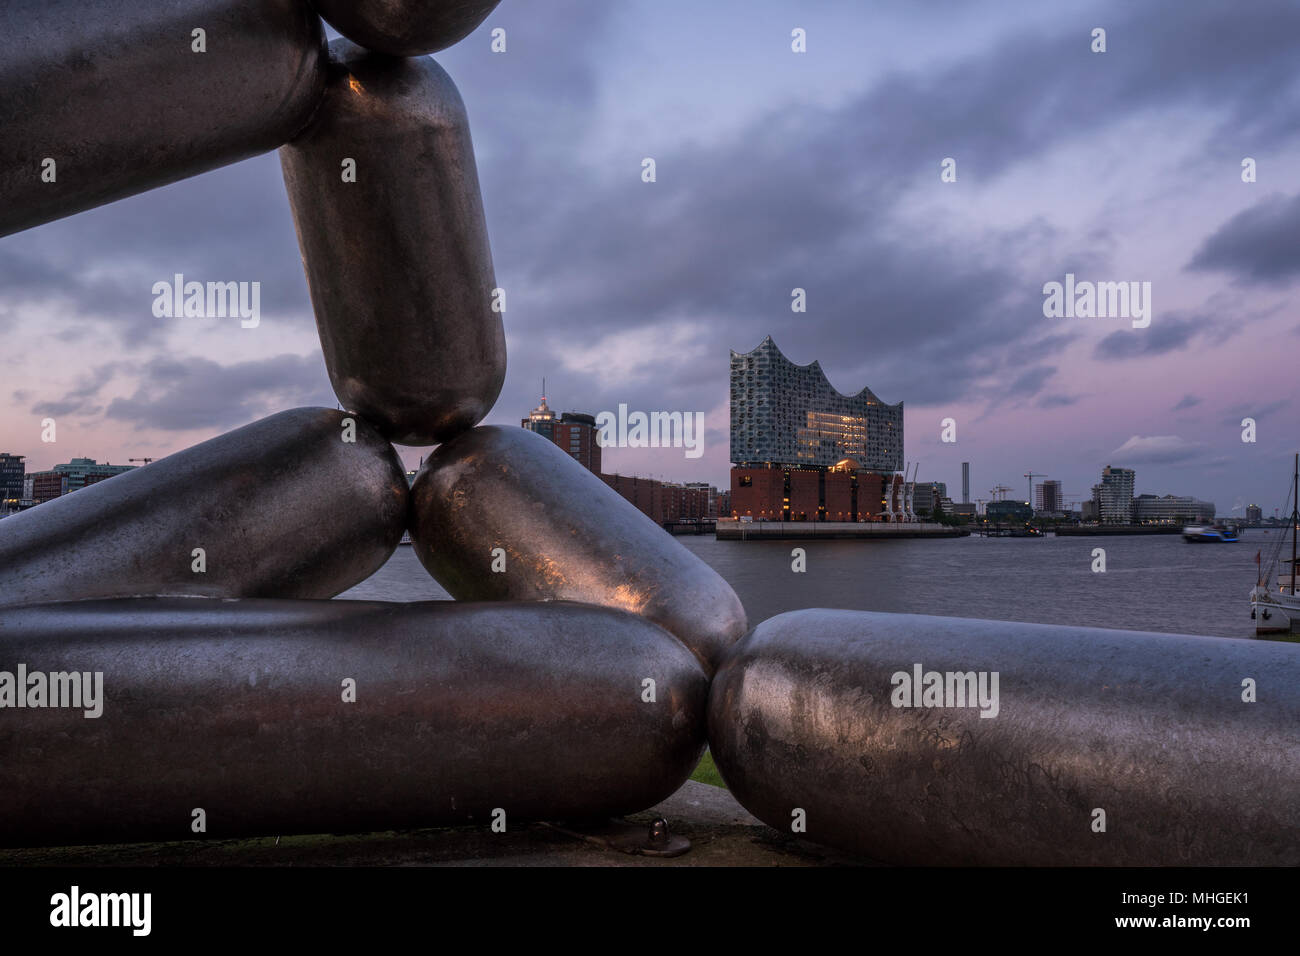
[1182,524,1238,542]
[1250,453,1300,636]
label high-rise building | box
[961,462,970,503]
[0,453,24,503]
[1098,465,1135,524]
[1246,504,1263,526]
[1034,479,1062,513]
[730,336,902,471]
[521,393,601,475]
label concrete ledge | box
[0,781,878,867]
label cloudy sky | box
[3,0,1298,516]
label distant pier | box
[716,519,967,540]
[1054,525,1185,536]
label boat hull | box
[1251,586,1298,635]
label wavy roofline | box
[731,335,902,407]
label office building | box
[1134,494,1215,524]
[26,458,135,503]
[910,481,948,516]
[951,501,978,519]
[986,500,1033,523]
[961,462,970,503]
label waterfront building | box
[26,457,135,503]
[0,452,24,504]
[730,461,888,522]
[30,471,66,503]
[910,481,948,516]
[600,473,722,524]
[961,462,970,503]
[521,394,601,474]
[950,501,978,520]
[729,336,902,521]
[986,500,1033,523]
[1098,466,1135,524]
[1034,479,1062,513]
[730,336,902,471]
[1080,499,1100,522]
[683,482,717,520]
[1246,504,1263,526]
[521,396,718,522]
[1133,494,1215,524]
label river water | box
[339,528,1282,639]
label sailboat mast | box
[1292,452,1298,597]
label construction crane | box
[1024,472,1046,507]
[990,485,1014,502]
[128,457,154,465]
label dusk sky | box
[2,0,1298,517]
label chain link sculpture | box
[1,0,1297,864]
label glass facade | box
[730,336,902,471]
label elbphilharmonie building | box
[730,336,903,472]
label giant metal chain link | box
[0,0,1296,865]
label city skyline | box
[2,0,1297,517]
[3,400,1261,518]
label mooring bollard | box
[280,39,506,445]
[708,608,1300,865]
[0,0,327,236]
[0,408,407,606]
[410,426,749,673]
[0,597,709,847]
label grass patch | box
[690,749,726,789]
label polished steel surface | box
[409,426,749,672]
[0,597,709,848]
[708,608,1300,865]
[0,0,326,237]
[310,0,501,57]
[0,408,406,605]
[280,40,505,445]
